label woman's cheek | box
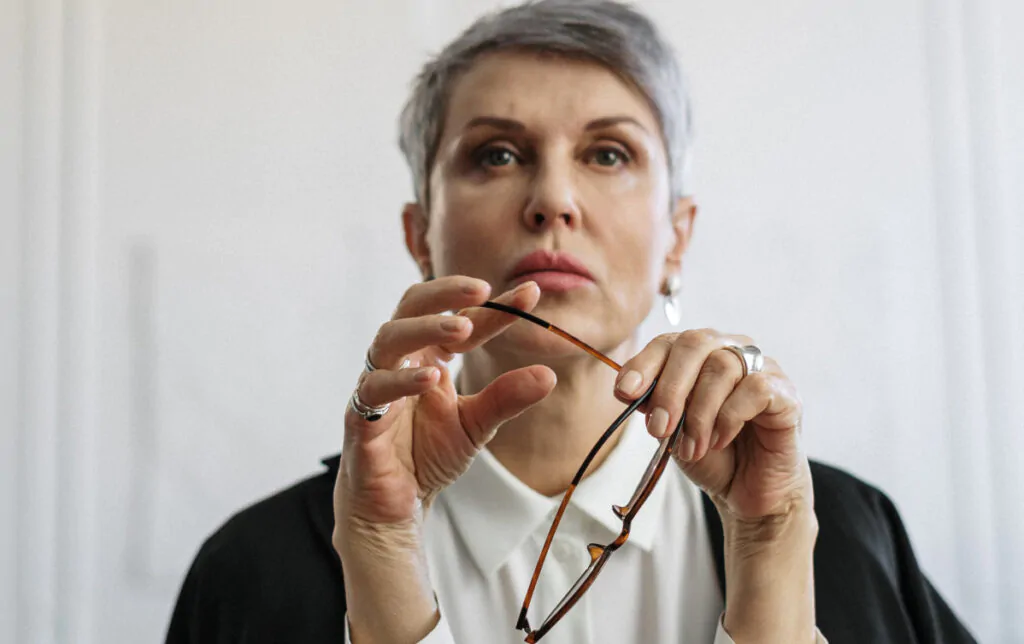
[431,209,507,278]
[610,211,662,308]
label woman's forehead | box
[442,51,659,137]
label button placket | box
[530,510,594,644]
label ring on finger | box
[349,388,391,422]
[365,348,411,374]
[723,344,764,377]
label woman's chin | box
[531,299,606,337]
[489,310,610,362]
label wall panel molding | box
[961,1,1024,640]
[18,0,65,639]
[1,0,27,640]
[16,0,101,641]
[921,0,1021,640]
[56,0,101,640]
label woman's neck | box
[458,341,636,497]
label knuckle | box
[675,329,703,349]
[747,372,775,398]
[654,373,687,400]
[648,388,680,416]
[373,321,394,348]
[677,328,717,350]
[400,283,418,304]
[685,407,715,433]
[702,350,736,376]
[356,371,381,399]
[716,406,742,429]
[649,334,676,354]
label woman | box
[167,1,976,643]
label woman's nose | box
[521,165,581,232]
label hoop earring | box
[661,274,682,326]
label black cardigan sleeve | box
[874,489,977,644]
[165,471,349,644]
[702,461,978,644]
[165,533,255,644]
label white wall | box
[4,0,1022,642]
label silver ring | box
[350,389,390,422]
[365,349,410,374]
[724,344,764,377]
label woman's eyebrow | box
[463,116,526,131]
[584,116,649,134]
[459,115,649,140]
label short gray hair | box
[398,0,694,207]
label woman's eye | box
[478,147,517,167]
[591,147,629,167]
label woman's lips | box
[508,250,595,293]
[512,270,594,292]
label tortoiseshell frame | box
[476,302,686,643]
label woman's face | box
[406,51,694,362]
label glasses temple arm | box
[478,301,622,371]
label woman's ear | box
[402,202,433,280]
[662,196,698,279]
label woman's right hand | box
[335,276,556,643]
[334,275,556,534]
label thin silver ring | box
[724,344,765,377]
[350,389,390,422]
[365,349,410,374]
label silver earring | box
[662,274,682,326]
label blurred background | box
[2,0,1022,642]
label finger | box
[369,314,473,369]
[712,368,801,453]
[457,365,556,447]
[344,366,440,442]
[680,348,744,462]
[613,335,674,405]
[645,329,742,441]
[358,365,440,408]
[392,275,492,320]
[442,280,541,353]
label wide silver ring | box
[350,389,390,422]
[724,344,765,377]
[365,349,410,374]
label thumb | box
[458,365,556,448]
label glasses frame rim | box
[475,301,684,643]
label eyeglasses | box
[476,301,686,643]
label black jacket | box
[166,458,977,644]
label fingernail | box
[463,280,491,295]
[647,407,669,438]
[681,436,696,461]
[616,370,642,396]
[513,280,536,294]
[709,431,720,450]
[414,367,436,382]
[441,317,467,333]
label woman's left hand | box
[614,329,812,523]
